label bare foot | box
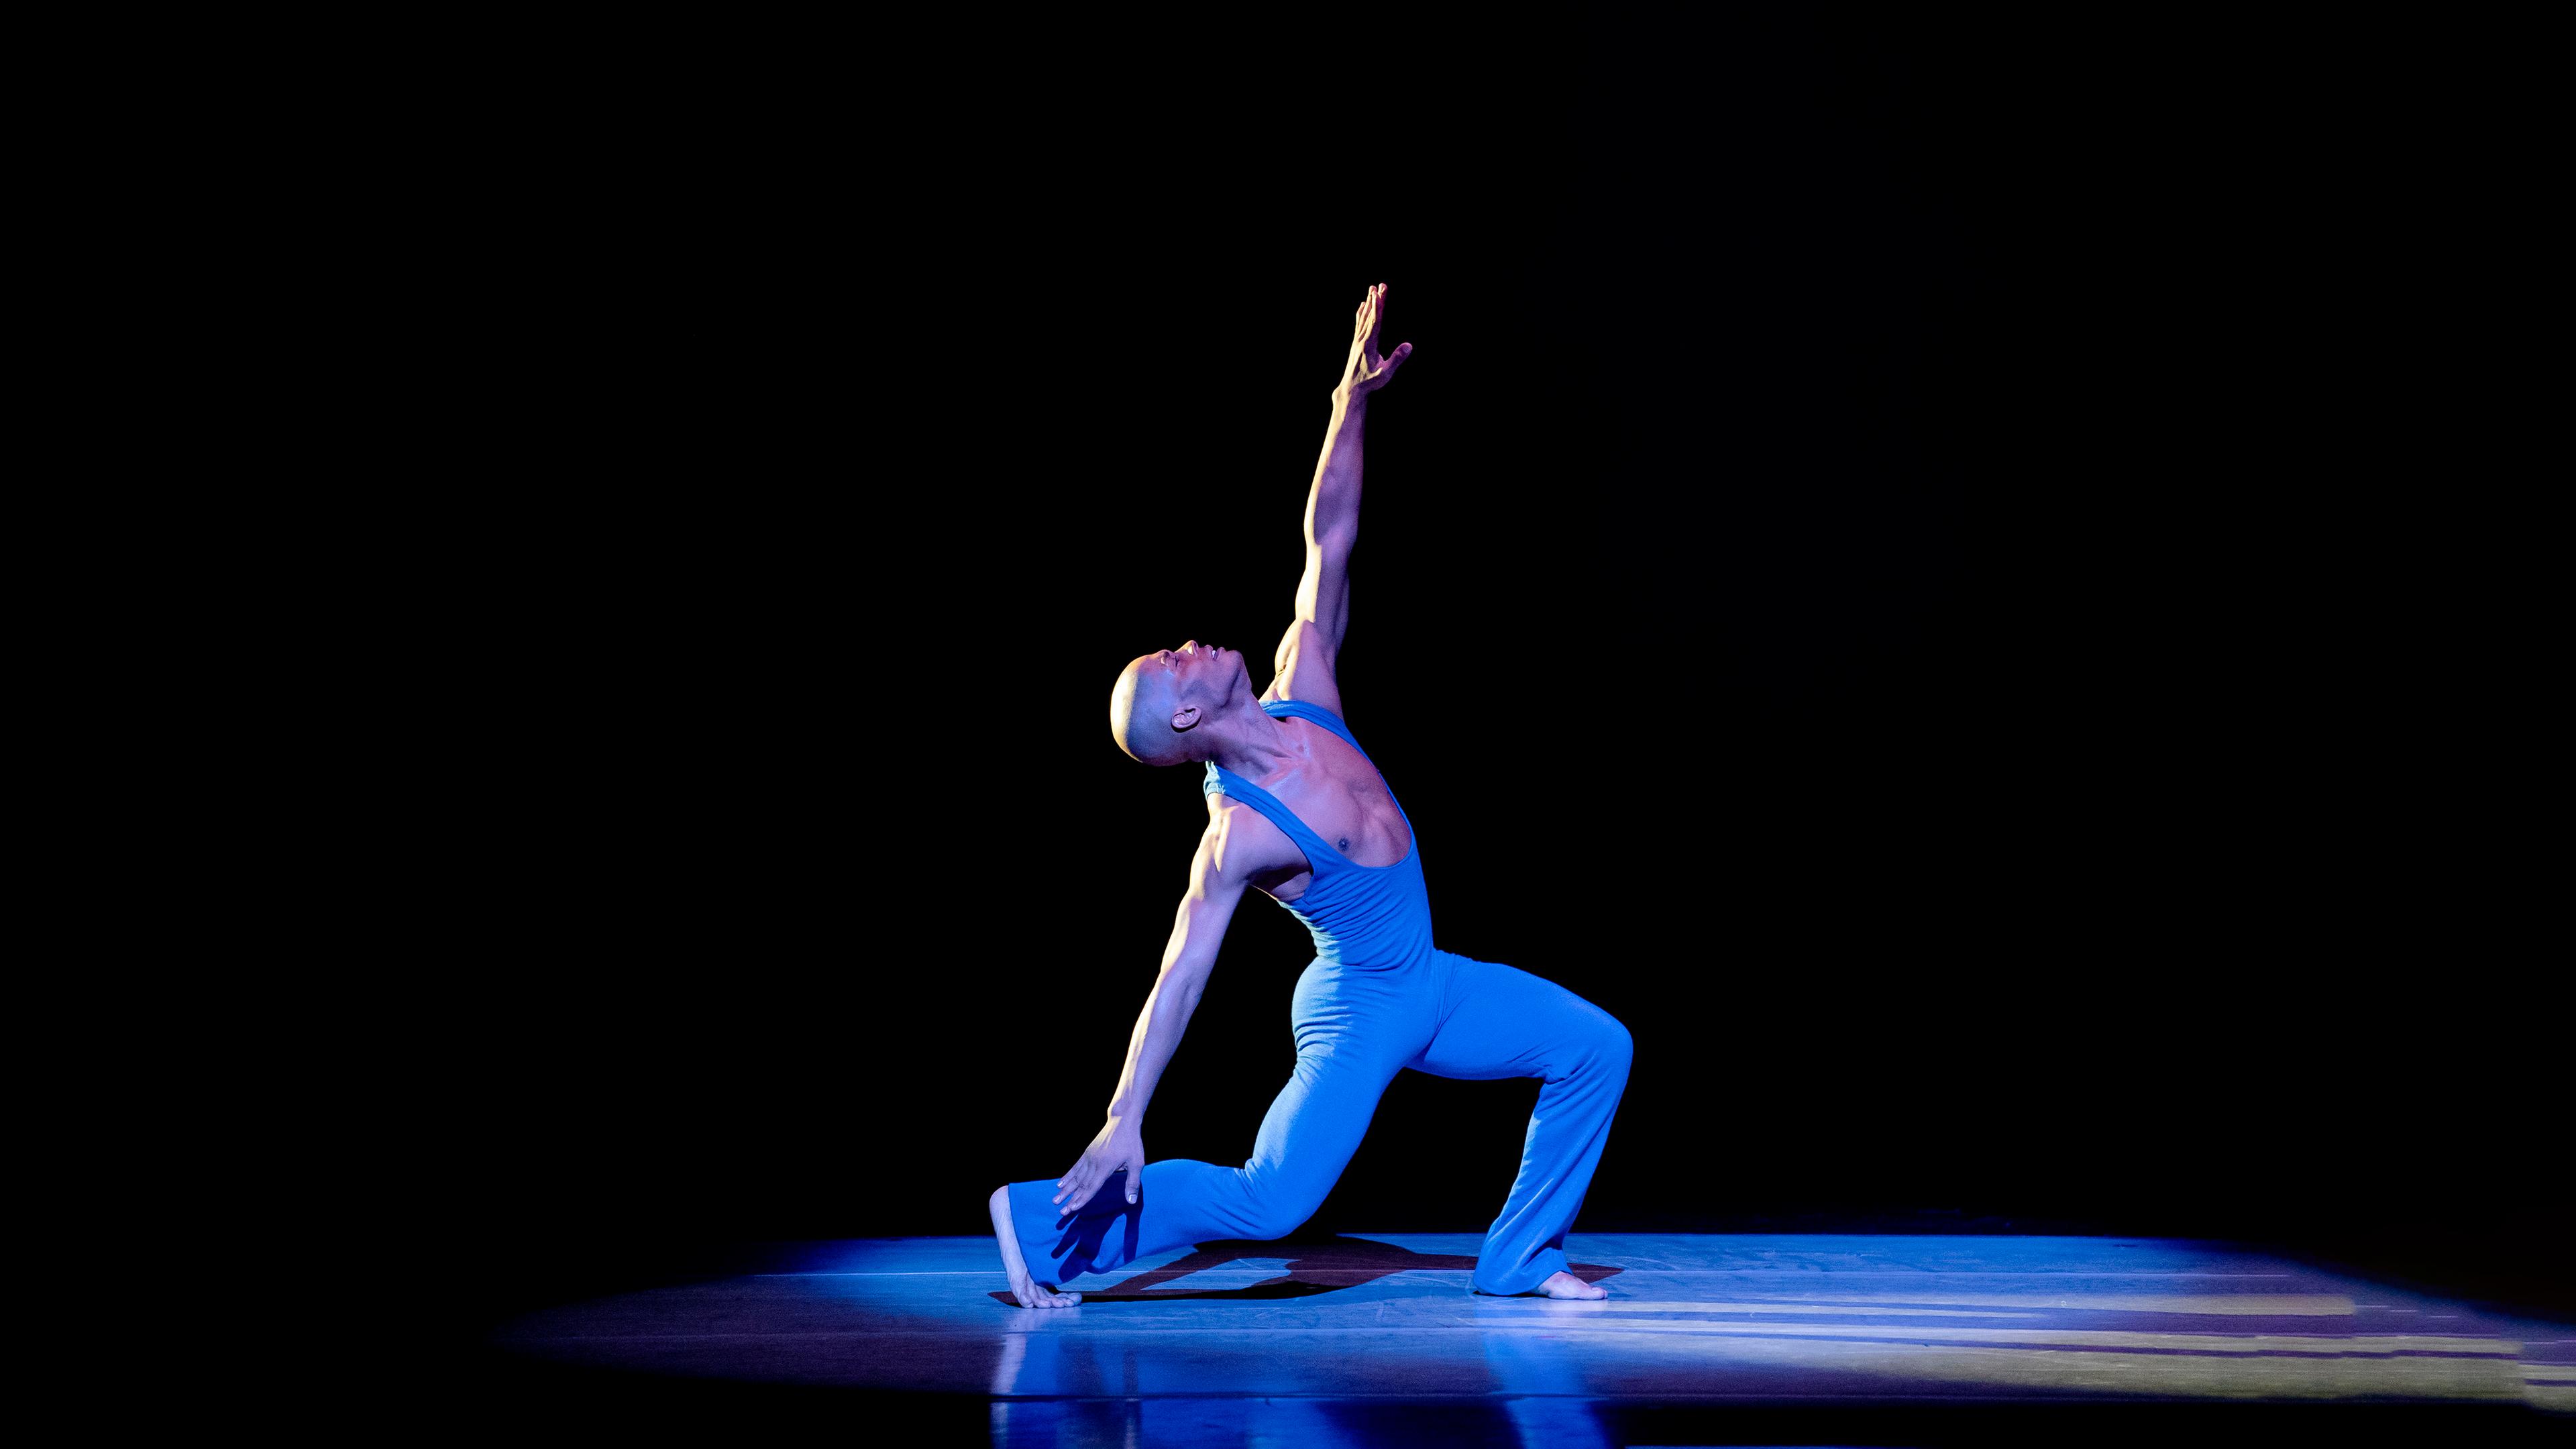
[989,1186,1082,1309]
[1534,1270,1607,1300]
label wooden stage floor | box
[482,1233,2573,1443]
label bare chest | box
[1222,719,1412,905]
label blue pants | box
[1008,948,1633,1296]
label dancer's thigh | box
[1245,1042,1398,1184]
[1248,963,1435,1176]
[1412,953,1627,1081]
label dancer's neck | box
[1199,702,1299,780]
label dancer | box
[989,284,1632,1307]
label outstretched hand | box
[1053,1115,1146,1214]
[1336,282,1412,402]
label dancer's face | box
[1152,639,1242,706]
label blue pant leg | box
[1007,959,1428,1287]
[1412,951,1633,1295]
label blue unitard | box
[1006,699,1633,1296]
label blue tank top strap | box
[1202,762,1332,858]
[1197,695,1432,971]
[1201,696,1389,859]
[1258,698,1375,766]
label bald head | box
[1108,641,1248,766]
[1109,659,1189,766]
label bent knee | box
[1234,1177,1326,1240]
[1240,1198,1320,1241]
[1596,1016,1634,1075]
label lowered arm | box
[1052,804,1286,1213]
[1106,828,1250,1127]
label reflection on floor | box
[492,1234,2573,1442]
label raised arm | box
[1051,802,1290,1213]
[1273,284,1411,712]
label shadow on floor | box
[989,1234,1622,1303]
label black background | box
[415,16,2561,1332]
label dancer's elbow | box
[1157,949,1218,1004]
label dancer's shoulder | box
[1259,698,1365,761]
[1264,617,1347,722]
[1197,789,1309,881]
